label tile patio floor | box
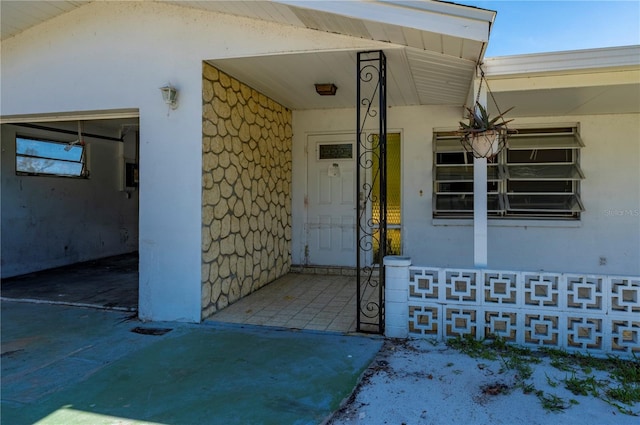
[209,272,360,333]
[2,255,378,335]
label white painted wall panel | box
[292,107,640,276]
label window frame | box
[15,135,88,178]
[433,125,584,220]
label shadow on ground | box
[1,302,382,425]
[1,253,138,311]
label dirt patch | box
[325,338,639,425]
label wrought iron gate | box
[356,50,387,334]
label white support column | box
[474,157,488,267]
[473,74,488,268]
[384,255,411,338]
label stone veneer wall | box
[201,63,292,319]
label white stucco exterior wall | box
[0,1,386,321]
[292,107,640,276]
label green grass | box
[563,373,600,397]
[447,336,640,416]
[607,384,640,405]
[545,373,558,388]
[500,354,534,381]
[446,334,497,360]
[536,392,570,412]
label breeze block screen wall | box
[386,259,639,357]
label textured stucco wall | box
[201,63,292,318]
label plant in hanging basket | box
[458,102,514,158]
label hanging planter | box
[459,102,513,159]
[458,65,515,159]
[464,129,502,158]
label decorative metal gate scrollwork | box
[356,50,387,334]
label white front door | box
[306,133,356,266]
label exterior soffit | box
[2,1,493,55]
[491,83,640,117]
[0,0,90,40]
[487,69,640,92]
[278,0,493,43]
[484,47,640,117]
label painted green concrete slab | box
[1,303,156,404]
[1,302,382,425]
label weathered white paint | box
[473,79,488,268]
[383,255,412,338]
[1,123,138,277]
[292,107,640,276]
[473,156,488,268]
[0,1,388,322]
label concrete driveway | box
[1,301,382,425]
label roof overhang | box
[2,2,637,119]
[197,0,495,109]
[484,46,640,117]
[1,0,494,111]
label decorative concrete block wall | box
[385,258,640,357]
[201,63,292,318]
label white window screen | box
[433,126,584,219]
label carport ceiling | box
[208,47,477,110]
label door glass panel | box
[372,133,401,259]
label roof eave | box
[484,45,640,77]
[275,0,494,43]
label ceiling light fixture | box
[315,83,338,96]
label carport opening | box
[1,115,140,312]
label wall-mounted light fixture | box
[315,83,338,96]
[160,84,179,109]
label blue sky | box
[452,1,640,57]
